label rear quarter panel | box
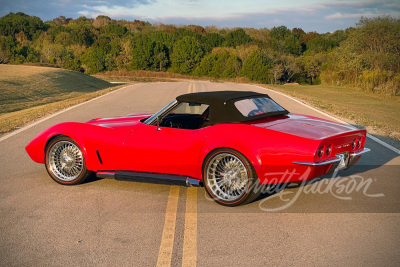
[199,123,320,183]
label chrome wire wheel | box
[206,153,249,202]
[48,140,84,182]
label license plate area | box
[336,152,349,170]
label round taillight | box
[317,146,324,158]
[326,144,332,156]
[352,138,356,149]
[357,137,362,148]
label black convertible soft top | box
[176,91,289,124]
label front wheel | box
[45,136,91,185]
[203,148,261,206]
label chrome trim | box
[351,148,371,157]
[143,100,178,125]
[293,148,370,173]
[96,171,115,179]
[348,148,370,166]
[293,158,341,166]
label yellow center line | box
[182,187,198,267]
[157,82,198,267]
[156,186,180,267]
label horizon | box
[0,0,399,33]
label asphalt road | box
[1,82,399,266]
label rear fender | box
[198,124,319,182]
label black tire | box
[45,135,91,185]
[203,148,262,206]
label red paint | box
[26,112,367,184]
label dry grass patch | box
[0,65,123,134]
[94,70,200,83]
[0,65,113,114]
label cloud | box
[0,0,399,32]
[326,13,374,19]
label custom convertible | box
[26,91,370,206]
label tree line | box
[0,12,399,95]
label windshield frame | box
[143,100,179,125]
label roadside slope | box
[0,65,118,133]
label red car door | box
[122,123,208,179]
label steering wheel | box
[248,109,260,117]
[169,120,180,128]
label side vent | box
[96,150,103,164]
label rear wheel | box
[203,148,261,206]
[45,136,90,185]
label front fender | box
[26,122,126,171]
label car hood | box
[250,114,358,140]
[86,113,152,131]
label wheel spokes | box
[206,153,249,201]
[48,140,84,182]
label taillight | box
[326,144,332,156]
[357,137,362,148]
[352,138,357,149]
[317,145,324,158]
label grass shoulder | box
[0,65,126,134]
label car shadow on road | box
[80,173,104,184]
[249,133,400,209]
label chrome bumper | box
[293,148,371,173]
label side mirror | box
[156,117,161,131]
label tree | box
[301,54,325,84]
[281,54,301,83]
[153,42,169,71]
[171,36,204,74]
[240,50,273,83]
[102,24,127,36]
[194,54,216,76]
[273,63,284,84]
[81,46,106,74]
[0,12,45,40]
[202,32,224,53]
[0,47,10,63]
[93,15,112,28]
[283,34,301,55]
[115,38,133,70]
[223,29,252,47]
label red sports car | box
[26,91,370,206]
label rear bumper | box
[293,148,371,175]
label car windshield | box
[143,100,178,125]
[234,97,285,117]
[172,102,209,115]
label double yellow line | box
[187,83,196,94]
[156,83,198,267]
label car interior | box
[159,106,210,130]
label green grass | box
[262,84,400,140]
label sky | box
[0,0,399,33]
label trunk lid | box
[250,114,358,140]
